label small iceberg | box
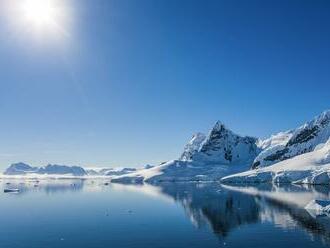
[305,199,330,216]
[4,188,20,193]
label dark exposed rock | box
[287,126,319,146]
[264,148,289,162]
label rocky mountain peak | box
[181,121,259,165]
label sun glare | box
[22,0,57,27]
[1,0,72,44]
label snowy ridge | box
[253,110,330,168]
[221,138,330,185]
[180,133,206,161]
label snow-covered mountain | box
[2,163,140,177]
[221,138,330,184]
[38,164,87,176]
[180,122,259,165]
[253,110,330,169]
[112,110,330,185]
[4,162,39,175]
[3,163,87,176]
[192,121,259,165]
[3,110,330,184]
[111,121,260,183]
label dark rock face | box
[193,121,259,165]
[263,148,290,162]
[200,124,228,154]
[287,126,319,146]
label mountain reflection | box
[156,182,330,244]
[155,183,260,237]
[3,179,330,245]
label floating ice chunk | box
[305,200,330,216]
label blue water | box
[1,180,330,248]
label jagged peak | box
[315,109,330,125]
[300,109,330,128]
[212,120,226,131]
[208,121,257,141]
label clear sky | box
[0,0,329,169]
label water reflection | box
[1,179,86,194]
[155,182,330,245]
[155,183,260,237]
[2,179,330,247]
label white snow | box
[180,133,206,161]
[112,122,259,184]
[257,131,293,150]
[252,110,330,168]
[221,138,330,185]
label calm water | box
[1,180,330,248]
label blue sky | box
[0,0,329,168]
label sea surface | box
[1,179,330,248]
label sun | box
[22,0,58,27]
[1,0,71,45]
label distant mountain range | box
[4,163,88,176]
[3,163,139,177]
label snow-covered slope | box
[112,121,260,184]
[180,133,206,161]
[253,110,330,168]
[221,138,330,185]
